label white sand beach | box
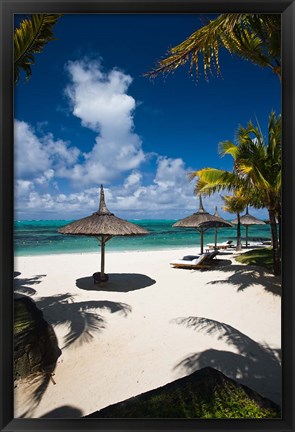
[14,248,281,418]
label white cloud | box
[14,120,80,180]
[154,157,188,188]
[35,169,55,185]
[15,180,35,198]
[46,135,80,169]
[63,59,145,185]
[15,179,267,221]
[66,60,135,133]
[16,187,100,217]
[123,171,142,190]
[15,151,237,219]
[14,120,51,178]
[15,156,192,216]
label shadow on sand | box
[76,273,156,293]
[14,273,132,416]
[35,293,132,349]
[172,316,281,405]
[14,271,47,296]
[40,405,83,418]
[205,264,281,296]
[14,273,133,350]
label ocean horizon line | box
[14,218,180,222]
[14,217,237,223]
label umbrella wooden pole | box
[101,237,106,279]
[245,226,249,247]
[97,235,112,282]
[200,228,204,254]
[214,227,218,250]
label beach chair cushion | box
[182,255,200,261]
[170,251,220,268]
[170,253,211,267]
[170,258,200,266]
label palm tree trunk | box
[269,209,281,276]
[236,213,242,252]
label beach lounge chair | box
[206,240,233,250]
[206,250,219,260]
[170,251,219,269]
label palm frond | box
[222,192,248,214]
[14,14,61,83]
[238,161,271,191]
[267,112,281,160]
[145,13,281,80]
[188,171,199,182]
[220,19,273,70]
[218,140,239,158]
[195,167,240,195]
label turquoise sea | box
[14,220,272,257]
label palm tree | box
[235,113,281,275]
[14,14,61,84]
[146,14,281,81]
[222,192,247,252]
[191,112,281,275]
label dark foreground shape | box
[93,272,109,284]
[85,367,280,419]
[14,296,61,380]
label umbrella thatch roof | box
[173,196,232,229]
[231,207,266,248]
[173,196,232,254]
[231,208,266,226]
[59,185,148,237]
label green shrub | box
[235,248,273,271]
[86,367,280,419]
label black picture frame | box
[0,1,294,431]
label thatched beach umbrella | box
[173,196,232,254]
[231,207,266,247]
[59,185,148,283]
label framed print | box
[1,0,294,431]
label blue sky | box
[14,14,281,220]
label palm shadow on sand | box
[205,264,281,296]
[35,293,132,349]
[14,271,47,296]
[14,273,133,416]
[14,273,133,349]
[76,273,156,292]
[172,316,281,405]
